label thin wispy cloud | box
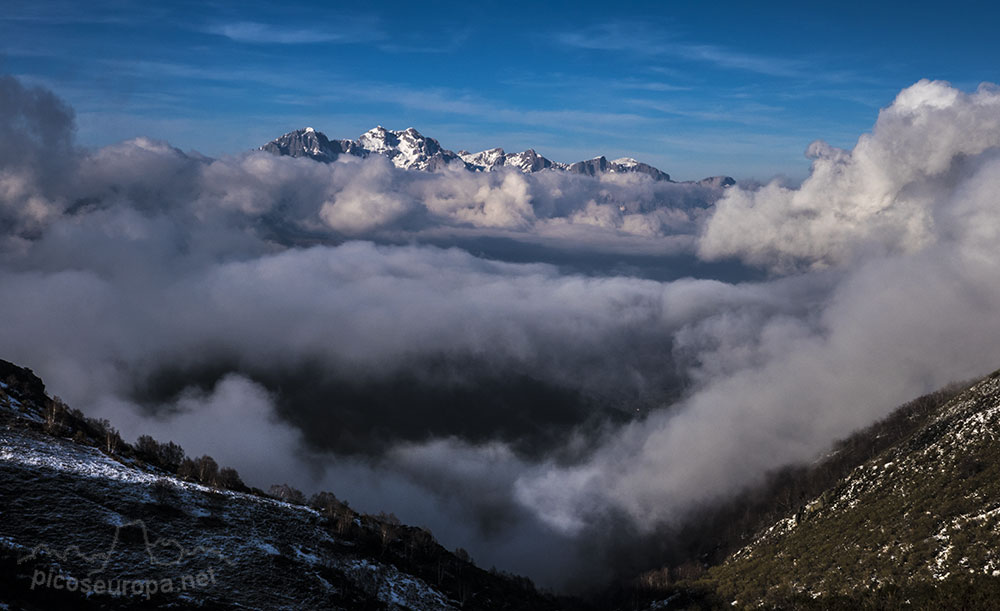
[98,59,312,90]
[556,23,808,79]
[209,21,382,45]
[327,82,658,142]
[377,27,472,54]
[675,43,805,78]
[627,98,785,126]
[617,79,692,92]
[499,72,692,93]
[22,57,657,145]
[1,1,152,25]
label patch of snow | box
[0,535,23,550]
[294,545,321,565]
[932,542,954,580]
[314,572,334,591]
[0,429,318,518]
[339,558,457,610]
[0,432,161,486]
[188,506,211,518]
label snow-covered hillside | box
[0,360,560,611]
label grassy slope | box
[698,370,1000,609]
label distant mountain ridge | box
[260,126,734,187]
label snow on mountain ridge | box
[260,127,732,185]
[354,126,468,171]
[458,147,507,170]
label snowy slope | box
[0,429,460,610]
[0,360,560,611]
[458,147,565,173]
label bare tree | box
[195,455,219,485]
[136,435,159,462]
[44,398,68,435]
[309,491,339,513]
[376,512,401,553]
[331,502,355,535]
[406,527,435,561]
[268,483,306,504]
[159,441,185,472]
[217,467,244,490]
[103,422,122,454]
[177,457,197,481]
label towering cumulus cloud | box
[3,75,1000,589]
[0,75,76,241]
[700,80,1000,271]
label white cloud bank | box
[700,79,1000,271]
[4,75,1000,589]
[517,79,1000,534]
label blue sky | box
[2,0,996,180]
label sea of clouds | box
[3,74,1000,588]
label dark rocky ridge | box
[0,359,567,610]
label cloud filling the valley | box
[3,75,1000,589]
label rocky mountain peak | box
[260,126,733,186]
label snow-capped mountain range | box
[260,126,734,187]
